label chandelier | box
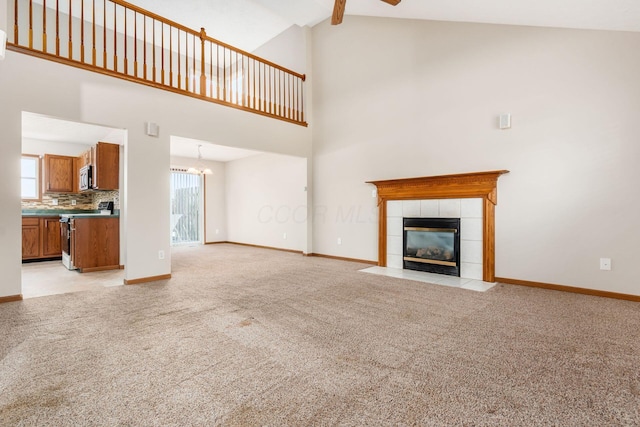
[187,144,212,175]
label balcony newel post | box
[199,27,207,96]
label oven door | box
[60,218,76,270]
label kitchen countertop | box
[22,209,120,217]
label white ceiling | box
[170,136,262,162]
[22,112,125,145]
[128,0,640,53]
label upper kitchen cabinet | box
[43,154,76,193]
[93,142,119,191]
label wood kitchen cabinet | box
[41,217,62,257]
[22,216,62,260]
[21,218,41,259]
[93,142,119,190]
[72,217,119,272]
[44,154,76,193]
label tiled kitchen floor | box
[360,266,496,292]
[21,260,124,299]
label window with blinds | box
[170,170,203,245]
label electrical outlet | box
[283,232,287,240]
[71,200,77,206]
[372,189,377,198]
[158,250,165,260]
[51,199,58,206]
[599,258,611,271]
[337,237,342,245]
[215,229,219,235]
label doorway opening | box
[170,170,203,245]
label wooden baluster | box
[235,50,242,105]
[288,73,291,119]
[177,30,180,89]
[252,59,256,110]
[14,0,18,45]
[123,6,127,73]
[244,55,248,107]
[152,19,156,82]
[242,54,246,106]
[143,16,147,79]
[267,66,271,114]
[133,11,137,76]
[300,77,305,123]
[92,0,96,65]
[28,0,32,48]
[55,0,60,55]
[81,0,85,62]
[113,1,117,71]
[277,70,280,116]
[68,0,72,58]
[42,0,47,53]
[160,22,166,85]
[102,0,106,68]
[214,44,219,98]
[169,27,173,87]
[222,47,226,101]
[298,77,302,121]
[184,31,188,91]
[259,63,263,111]
[234,51,238,104]
[161,23,165,85]
[209,42,213,98]
[192,33,196,93]
[199,28,206,96]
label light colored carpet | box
[1,244,639,426]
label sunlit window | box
[21,155,40,200]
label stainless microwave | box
[79,165,92,191]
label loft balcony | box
[6,0,307,126]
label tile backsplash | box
[22,190,120,211]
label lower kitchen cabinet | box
[22,216,62,260]
[22,218,41,259]
[72,217,119,272]
[42,217,62,257]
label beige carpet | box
[1,244,639,426]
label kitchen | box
[21,112,126,298]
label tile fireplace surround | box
[367,170,509,282]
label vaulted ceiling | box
[128,0,640,53]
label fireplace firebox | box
[403,217,461,277]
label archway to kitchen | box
[20,112,126,298]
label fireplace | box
[367,170,509,282]
[403,217,461,277]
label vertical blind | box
[170,170,201,245]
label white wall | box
[0,28,311,297]
[170,155,227,243]
[226,153,307,252]
[311,17,640,295]
[253,25,308,75]
[204,163,227,243]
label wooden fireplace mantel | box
[367,170,509,282]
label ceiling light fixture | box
[187,144,212,175]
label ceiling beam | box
[332,0,347,25]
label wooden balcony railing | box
[7,0,307,126]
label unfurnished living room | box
[1,0,640,425]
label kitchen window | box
[21,154,41,200]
